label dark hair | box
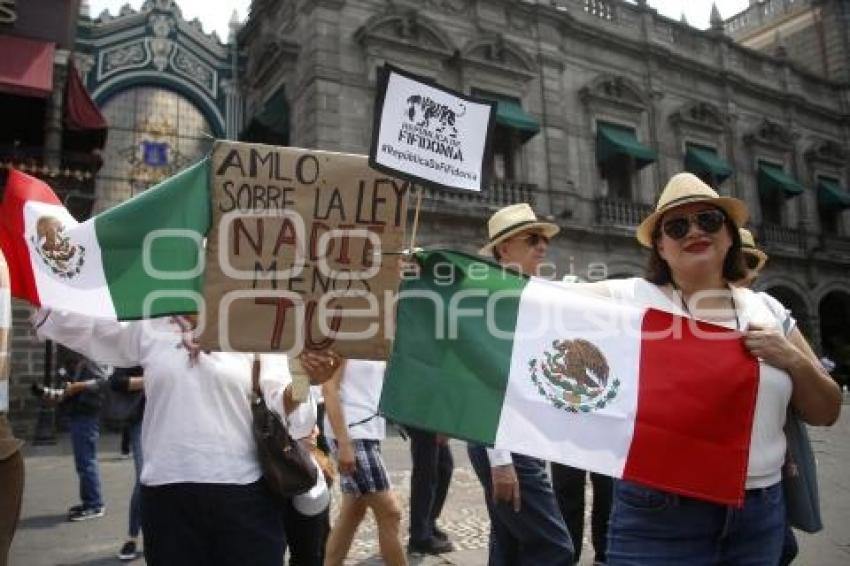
[644,209,747,285]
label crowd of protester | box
[0,171,842,566]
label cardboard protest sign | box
[200,141,409,360]
[369,64,496,193]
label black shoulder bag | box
[251,356,317,499]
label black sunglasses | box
[744,253,761,270]
[661,209,726,240]
[517,233,550,247]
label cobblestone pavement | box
[10,402,850,565]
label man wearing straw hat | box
[467,203,574,566]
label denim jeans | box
[408,426,453,542]
[69,414,103,509]
[128,421,143,537]
[552,463,613,564]
[468,444,573,566]
[607,480,785,565]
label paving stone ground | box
[9,400,850,565]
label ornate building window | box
[595,121,656,201]
[805,139,848,237]
[473,90,540,182]
[95,86,213,212]
[671,102,730,189]
[817,176,850,236]
[580,75,654,208]
[684,142,733,189]
[756,160,803,226]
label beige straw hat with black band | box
[739,228,768,272]
[636,172,749,248]
[479,203,560,256]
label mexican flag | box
[380,249,760,505]
[0,160,210,319]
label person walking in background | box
[61,354,110,522]
[323,359,406,566]
[469,203,574,566]
[109,366,145,561]
[406,426,454,555]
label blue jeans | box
[128,421,143,537]
[69,414,104,509]
[607,480,785,565]
[467,444,573,566]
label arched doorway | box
[764,286,811,340]
[94,86,215,213]
[819,290,850,388]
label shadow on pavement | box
[16,513,66,530]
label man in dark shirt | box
[61,356,110,521]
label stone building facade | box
[725,0,850,84]
[239,0,850,374]
[5,0,241,435]
[75,0,241,212]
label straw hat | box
[636,173,749,247]
[739,228,768,272]
[478,203,560,256]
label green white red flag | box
[0,160,209,319]
[380,249,760,505]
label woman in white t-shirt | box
[34,310,338,566]
[580,173,841,565]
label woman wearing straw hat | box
[578,173,841,564]
[737,228,769,288]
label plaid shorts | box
[331,439,391,496]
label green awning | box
[596,123,657,170]
[758,162,804,199]
[818,178,850,210]
[493,99,540,140]
[473,91,540,142]
[240,86,289,145]
[685,145,733,183]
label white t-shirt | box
[604,279,794,488]
[324,359,386,441]
[37,311,316,486]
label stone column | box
[222,80,242,140]
[43,50,70,170]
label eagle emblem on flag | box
[529,338,620,413]
[30,216,86,279]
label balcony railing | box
[421,180,537,213]
[819,234,850,259]
[760,223,807,255]
[595,198,652,228]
